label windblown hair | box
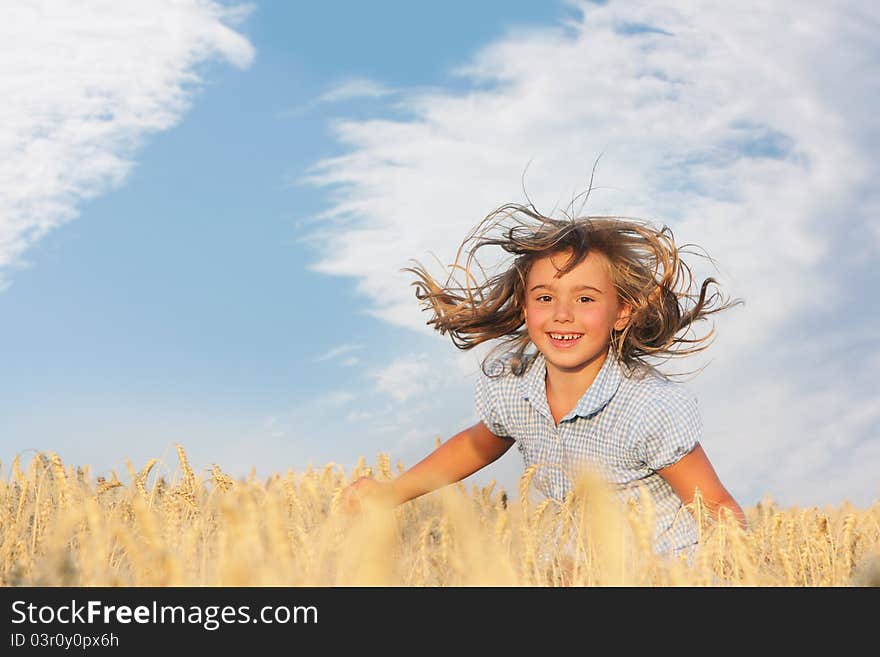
[404,202,742,378]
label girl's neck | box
[544,348,608,403]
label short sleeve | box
[474,370,513,439]
[639,387,701,471]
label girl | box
[340,201,746,557]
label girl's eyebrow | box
[529,283,604,294]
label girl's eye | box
[533,295,593,303]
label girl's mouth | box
[547,332,583,349]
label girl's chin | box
[540,343,608,369]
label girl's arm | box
[658,442,748,530]
[340,421,515,511]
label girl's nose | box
[553,301,574,321]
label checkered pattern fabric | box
[476,346,701,556]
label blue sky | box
[2,0,878,509]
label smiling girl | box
[340,201,746,557]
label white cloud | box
[315,343,363,361]
[372,354,439,402]
[277,77,397,118]
[299,0,880,507]
[0,0,255,286]
[317,77,395,104]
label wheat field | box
[1,445,878,587]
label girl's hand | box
[338,476,397,515]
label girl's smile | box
[547,332,583,348]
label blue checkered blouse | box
[475,346,700,556]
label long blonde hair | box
[405,202,741,377]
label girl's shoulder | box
[617,361,699,409]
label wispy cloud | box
[0,0,255,287]
[278,77,396,118]
[317,77,395,103]
[299,0,880,506]
[315,343,363,362]
[372,354,438,402]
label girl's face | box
[523,250,631,374]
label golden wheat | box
[0,447,878,587]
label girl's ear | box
[614,302,632,331]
